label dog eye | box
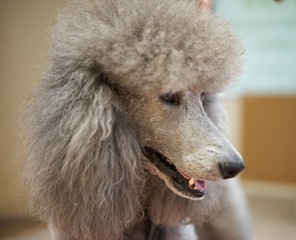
[201,92,206,101]
[201,92,209,102]
[159,93,179,105]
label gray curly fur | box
[24,0,250,240]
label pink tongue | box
[194,180,206,191]
[180,171,207,191]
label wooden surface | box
[242,96,296,184]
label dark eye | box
[201,92,206,102]
[159,93,180,105]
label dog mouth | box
[142,146,206,199]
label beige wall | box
[0,0,66,220]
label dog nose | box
[219,160,245,179]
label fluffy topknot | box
[50,0,243,94]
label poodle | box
[24,0,251,239]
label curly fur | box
[24,0,250,240]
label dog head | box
[96,1,245,200]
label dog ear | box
[25,66,145,240]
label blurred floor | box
[248,196,296,240]
[1,195,296,240]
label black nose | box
[219,161,245,179]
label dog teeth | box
[189,177,195,186]
[187,177,207,191]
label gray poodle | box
[25,0,251,239]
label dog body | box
[25,0,251,239]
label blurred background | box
[0,0,295,239]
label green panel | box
[216,0,296,96]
